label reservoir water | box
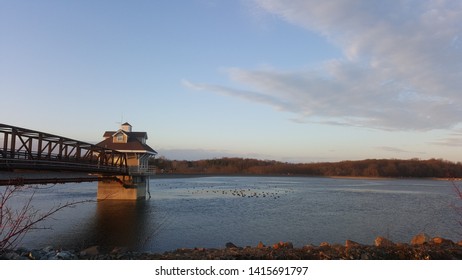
[10,176,462,253]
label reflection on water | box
[90,200,148,250]
[63,200,167,252]
[16,187,160,251]
[13,177,462,252]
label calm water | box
[8,176,462,252]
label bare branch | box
[0,185,93,251]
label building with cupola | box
[96,122,157,200]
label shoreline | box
[153,173,461,181]
[2,235,462,260]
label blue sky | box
[1,0,461,162]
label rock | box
[431,237,453,246]
[257,241,265,249]
[345,240,361,248]
[15,247,29,254]
[43,251,59,260]
[56,251,76,260]
[80,246,100,257]
[375,236,395,247]
[320,242,330,247]
[28,249,47,260]
[318,251,331,260]
[110,247,129,255]
[411,233,431,245]
[1,251,21,260]
[43,246,54,253]
[225,242,238,249]
[272,241,293,249]
[458,240,462,246]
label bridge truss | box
[0,123,129,176]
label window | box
[116,133,124,143]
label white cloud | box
[187,0,462,131]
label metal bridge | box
[0,123,130,185]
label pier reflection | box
[76,200,151,251]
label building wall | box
[121,124,132,132]
[127,155,139,166]
[97,175,147,200]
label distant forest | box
[150,157,462,178]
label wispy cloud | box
[431,131,462,147]
[158,148,235,161]
[186,0,462,131]
[181,79,298,111]
[158,147,278,161]
[376,146,412,154]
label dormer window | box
[114,132,126,143]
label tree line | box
[150,157,462,178]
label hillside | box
[150,157,462,178]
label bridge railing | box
[128,165,157,176]
[0,123,129,175]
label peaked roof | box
[103,130,148,139]
[97,130,157,155]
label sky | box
[1,0,462,162]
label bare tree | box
[0,184,91,252]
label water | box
[4,176,462,252]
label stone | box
[225,242,238,249]
[411,233,431,245]
[320,242,330,247]
[56,251,76,260]
[43,246,54,253]
[28,249,46,260]
[257,241,265,249]
[272,242,283,249]
[110,247,129,255]
[2,252,20,260]
[374,236,395,247]
[80,245,100,257]
[272,241,293,249]
[345,240,361,248]
[458,240,462,246]
[431,237,453,246]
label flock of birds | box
[187,187,292,199]
[154,182,295,200]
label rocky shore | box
[2,234,462,260]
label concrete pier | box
[97,175,148,200]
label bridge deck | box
[0,170,123,186]
[0,123,130,176]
